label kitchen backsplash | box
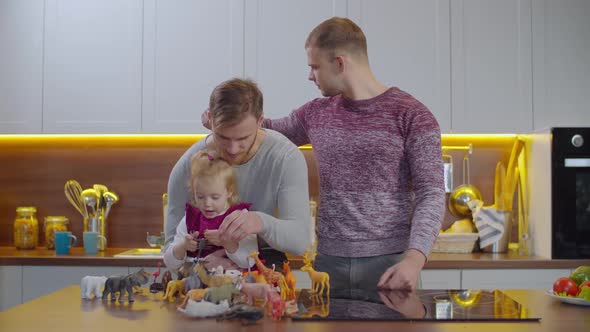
[0,134,518,248]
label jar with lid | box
[14,207,39,249]
[44,216,69,249]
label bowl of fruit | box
[546,266,590,306]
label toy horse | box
[102,269,151,303]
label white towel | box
[467,200,509,248]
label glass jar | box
[44,216,69,249]
[14,207,39,249]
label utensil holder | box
[481,212,512,253]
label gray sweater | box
[164,129,311,255]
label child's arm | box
[163,216,197,270]
[225,234,257,269]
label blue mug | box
[54,231,77,255]
[83,231,107,255]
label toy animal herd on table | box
[80,245,330,322]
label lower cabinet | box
[461,269,571,290]
[0,266,22,311]
[22,266,129,304]
[421,269,461,289]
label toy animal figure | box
[282,261,297,300]
[266,288,286,320]
[239,281,272,306]
[300,264,330,297]
[248,251,288,299]
[195,263,233,287]
[102,269,151,303]
[216,304,265,323]
[178,288,208,309]
[161,270,172,291]
[204,283,240,304]
[177,299,230,318]
[163,279,186,302]
[81,276,107,299]
[183,274,202,293]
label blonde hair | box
[305,17,368,60]
[188,150,239,206]
[209,78,263,129]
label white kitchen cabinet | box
[348,0,452,132]
[22,265,128,303]
[244,0,346,120]
[0,0,44,133]
[532,0,590,129]
[450,0,533,133]
[42,0,143,133]
[421,269,461,289]
[141,0,245,133]
[0,266,22,311]
[461,269,569,290]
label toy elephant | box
[102,269,150,303]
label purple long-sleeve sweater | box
[263,87,445,258]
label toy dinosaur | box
[102,269,151,303]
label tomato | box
[553,277,578,297]
[577,281,590,296]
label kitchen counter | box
[1,246,588,269]
[0,285,588,332]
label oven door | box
[552,156,590,259]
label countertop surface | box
[1,246,588,269]
[0,286,588,332]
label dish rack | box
[432,233,479,253]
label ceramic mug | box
[54,231,77,255]
[83,231,107,255]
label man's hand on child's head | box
[182,231,199,252]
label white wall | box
[0,0,588,134]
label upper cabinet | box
[0,1,588,134]
[349,0,451,133]
[0,0,44,133]
[450,0,533,133]
[532,0,590,129]
[43,0,143,133]
[142,0,244,133]
[244,0,345,120]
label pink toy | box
[266,288,285,320]
[239,281,272,306]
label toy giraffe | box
[248,251,289,300]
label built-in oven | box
[530,127,590,259]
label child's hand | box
[204,229,238,253]
[182,231,199,252]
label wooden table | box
[0,286,588,331]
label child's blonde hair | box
[188,150,239,206]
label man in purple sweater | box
[262,17,445,290]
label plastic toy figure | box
[239,281,272,305]
[301,247,330,297]
[102,269,151,303]
[282,261,297,300]
[203,283,240,304]
[195,263,233,287]
[248,251,289,299]
[178,288,208,309]
[81,276,107,299]
[266,288,286,320]
[216,304,265,323]
[163,279,186,302]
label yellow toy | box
[194,263,233,287]
[301,244,330,297]
[163,279,186,302]
[282,261,297,300]
[248,251,289,300]
[178,288,208,309]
